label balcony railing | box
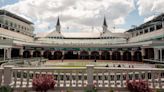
[0,65,164,91]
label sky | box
[0,0,164,35]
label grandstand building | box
[0,9,164,63]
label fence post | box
[86,65,94,87]
[4,65,13,86]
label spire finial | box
[103,16,107,27]
[57,16,60,26]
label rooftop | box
[0,9,33,24]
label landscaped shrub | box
[32,74,56,92]
[0,86,13,92]
[126,80,152,92]
[84,87,97,92]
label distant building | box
[0,9,164,63]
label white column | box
[154,25,157,30]
[4,65,13,86]
[62,51,65,55]
[19,48,24,57]
[99,51,102,59]
[120,51,123,60]
[51,51,54,56]
[86,65,94,87]
[160,49,162,61]
[4,48,6,61]
[148,27,150,32]
[142,29,145,34]
[131,51,135,61]
[154,48,158,60]
[6,48,11,59]
[89,51,91,59]
[162,22,164,28]
[41,50,44,56]
[109,51,112,60]
[30,50,33,57]
[141,48,145,60]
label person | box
[94,59,96,62]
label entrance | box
[101,51,110,60]
[91,51,99,59]
[80,51,89,59]
[134,51,142,61]
[123,51,131,61]
[43,51,52,60]
[54,51,62,59]
[64,51,78,59]
[23,51,30,58]
[112,51,120,60]
[11,48,20,58]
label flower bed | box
[32,74,56,92]
[126,80,152,92]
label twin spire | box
[56,17,61,33]
[102,16,108,33]
[55,16,108,33]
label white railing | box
[0,65,164,90]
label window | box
[14,23,17,27]
[150,27,155,32]
[10,22,13,27]
[156,24,162,30]
[144,29,148,33]
[0,18,3,23]
[5,20,8,25]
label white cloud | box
[113,17,125,25]
[137,0,164,16]
[144,15,155,23]
[2,0,135,34]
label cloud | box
[137,0,164,16]
[144,15,155,23]
[2,0,135,33]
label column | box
[6,48,11,59]
[78,51,80,59]
[109,51,112,60]
[51,51,54,59]
[131,51,134,61]
[41,50,44,57]
[154,25,157,31]
[62,51,65,59]
[4,48,6,61]
[30,50,33,58]
[19,48,24,58]
[148,27,150,32]
[154,48,159,60]
[160,49,162,61]
[4,65,13,86]
[120,51,123,60]
[141,48,145,60]
[142,29,145,34]
[89,51,91,59]
[99,51,102,60]
[86,65,94,87]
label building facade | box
[0,10,164,63]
